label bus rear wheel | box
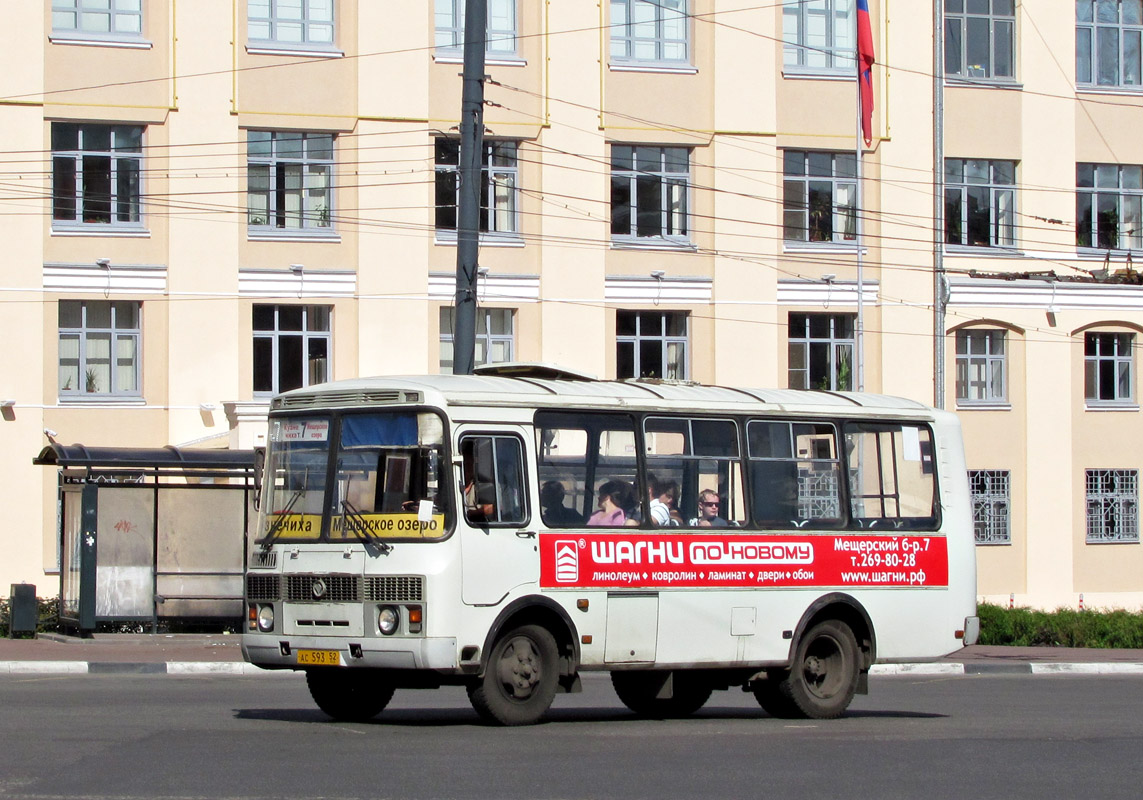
[467,624,559,726]
[611,671,712,718]
[306,669,395,722]
[756,620,860,720]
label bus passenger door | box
[457,427,539,606]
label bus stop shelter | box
[33,444,257,634]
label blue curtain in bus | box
[341,414,418,447]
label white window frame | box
[247,0,335,49]
[435,0,518,56]
[616,311,689,380]
[247,131,335,234]
[1086,468,1139,543]
[788,313,855,391]
[439,307,515,373]
[610,145,690,244]
[956,328,1008,404]
[1077,1,1143,88]
[944,0,1016,81]
[782,0,855,74]
[52,122,143,230]
[434,139,520,238]
[944,158,1017,248]
[970,469,1011,544]
[59,300,142,398]
[253,304,332,396]
[610,0,690,65]
[1077,163,1143,252]
[782,150,858,244]
[52,0,143,39]
[1085,331,1135,405]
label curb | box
[4,661,1143,676]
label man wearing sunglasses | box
[695,489,728,527]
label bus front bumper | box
[242,634,460,673]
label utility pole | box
[452,0,487,375]
[933,0,947,408]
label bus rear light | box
[954,629,965,640]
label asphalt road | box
[1,671,1141,800]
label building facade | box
[2,1,1142,610]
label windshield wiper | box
[340,499,392,554]
[259,488,304,551]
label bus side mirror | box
[253,447,266,511]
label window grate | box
[970,469,1010,544]
[1086,469,1139,543]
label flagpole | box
[856,59,865,394]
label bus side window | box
[460,435,527,526]
[747,420,843,529]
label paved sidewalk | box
[3,634,1143,676]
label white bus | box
[242,364,978,725]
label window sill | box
[975,540,1013,547]
[610,238,696,252]
[783,241,862,254]
[435,232,525,248]
[1085,403,1139,412]
[51,226,150,238]
[49,34,152,50]
[1085,538,1142,545]
[609,62,698,75]
[943,245,1024,258]
[433,53,526,67]
[1076,247,1143,260]
[945,77,1023,91]
[245,44,344,58]
[248,230,341,243]
[58,396,146,407]
[1076,85,1143,97]
[955,402,1011,412]
[782,66,855,82]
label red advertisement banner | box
[539,532,949,590]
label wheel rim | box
[496,634,543,700]
[801,633,847,700]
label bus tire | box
[751,679,801,719]
[467,624,559,726]
[611,671,712,718]
[305,669,394,722]
[771,619,860,720]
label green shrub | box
[978,602,1143,648]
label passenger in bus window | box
[587,480,628,527]
[461,446,495,523]
[649,478,681,526]
[540,480,581,525]
[694,489,728,527]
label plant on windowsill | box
[85,368,99,394]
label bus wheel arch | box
[478,596,581,693]
[788,593,876,675]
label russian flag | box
[857,0,875,147]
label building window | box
[253,305,331,395]
[435,0,517,55]
[59,300,141,397]
[1085,331,1134,404]
[434,139,519,236]
[610,145,689,242]
[1077,163,1143,251]
[944,0,1015,80]
[52,0,142,36]
[248,0,334,47]
[439,307,514,373]
[52,123,142,227]
[616,311,688,380]
[945,158,1016,248]
[1086,469,1139,543]
[610,0,689,64]
[1077,1,1143,87]
[956,328,1007,403]
[782,0,854,72]
[247,131,333,232]
[788,313,855,391]
[783,150,857,243]
[970,469,1011,544]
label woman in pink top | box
[587,480,628,526]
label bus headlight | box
[257,604,275,633]
[378,605,400,635]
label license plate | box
[296,649,341,666]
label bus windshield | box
[259,410,449,544]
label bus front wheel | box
[468,624,559,726]
[755,619,860,720]
[306,668,395,722]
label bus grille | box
[365,576,424,602]
[246,574,281,602]
[285,574,362,602]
